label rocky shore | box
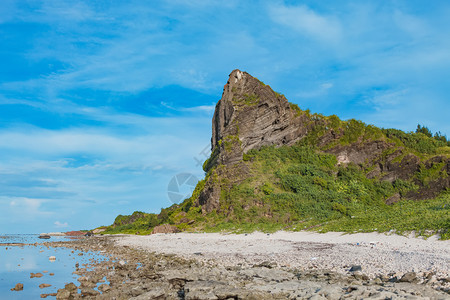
[40,232,449,299]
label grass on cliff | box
[104,142,449,239]
[191,143,449,239]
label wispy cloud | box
[54,221,69,228]
[268,3,342,43]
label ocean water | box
[0,234,107,299]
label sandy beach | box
[40,232,450,299]
[115,231,450,279]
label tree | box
[416,124,432,137]
[434,131,448,143]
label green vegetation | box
[102,211,160,235]
[289,103,302,117]
[416,124,450,145]
[203,146,219,173]
[383,128,448,155]
[188,143,449,238]
[232,93,259,106]
[291,107,448,157]
[102,99,449,239]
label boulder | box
[151,224,180,234]
[399,272,417,283]
[11,283,23,291]
[56,289,71,300]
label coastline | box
[114,231,450,279]
[43,231,449,299]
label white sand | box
[114,231,450,278]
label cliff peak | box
[209,70,307,169]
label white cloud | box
[295,82,335,99]
[320,83,333,90]
[393,10,429,38]
[3,196,52,216]
[54,221,69,228]
[363,88,409,111]
[269,4,342,43]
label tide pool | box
[0,234,107,299]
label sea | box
[0,234,107,299]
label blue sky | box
[1,1,449,233]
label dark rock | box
[130,286,146,297]
[399,272,417,283]
[98,284,111,292]
[151,224,180,234]
[11,283,23,291]
[80,288,100,297]
[55,289,72,300]
[64,282,78,292]
[178,217,191,224]
[254,261,277,269]
[39,283,52,288]
[346,286,358,293]
[349,265,362,272]
[129,288,167,299]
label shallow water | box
[0,234,107,299]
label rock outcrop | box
[151,224,181,234]
[196,69,450,212]
[210,70,309,166]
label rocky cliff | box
[196,69,450,213]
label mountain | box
[199,70,449,211]
[102,70,450,238]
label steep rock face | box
[196,70,450,212]
[210,69,309,167]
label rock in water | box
[30,272,44,278]
[11,283,23,291]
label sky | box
[1,1,449,233]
